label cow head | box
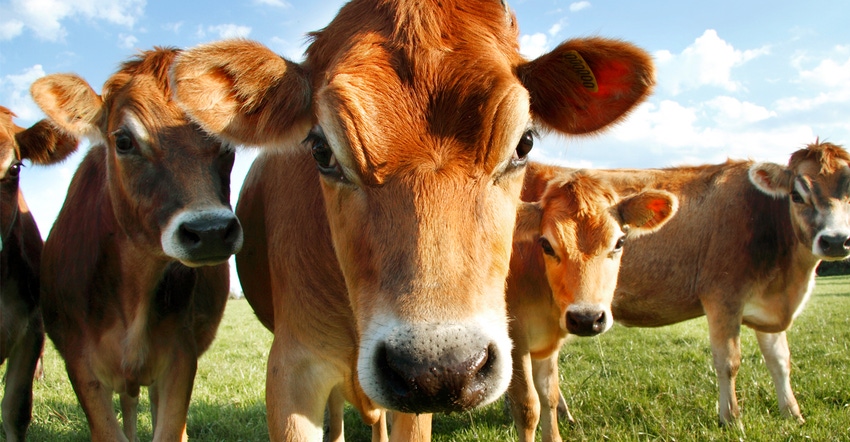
[171,0,653,413]
[515,170,677,336]
[30,48,242,267]
[749,141,850,261]
[0,106,77,252]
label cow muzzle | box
[161,208,243,266]
[358,318,512,414]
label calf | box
[555,141,850,427]
[30,48,243,441]
[170,0,655,439]
[508,164,677,442]
[1,106,77,441]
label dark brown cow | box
[548,141,850,427]
[1,106,77,442]
[507,164,677,442]
[170,0,654,439]
[30,48,243,441]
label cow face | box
[749,141,850,261]
[171,0,653,413]
[516,172,677,336]
[30,49,242,267]
[0,107,77,252]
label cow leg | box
[1,318,43,442]
[367,410,388,442]
[323,386,345,442]
[149,387,159,435]
[706,315,743,427]
[755,331,804,424]
[266,334,338,441]
[388,412,431,442]
[507,349,539,442]
[149,349,195,442]
[119,392,140,442]
[556,390,573,424]
[65,359,127,442]
[532,354,564,442]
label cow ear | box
[617,190,677,236]
[518,37,654,135]
[15,120,79,165]
[171,39,313,148]
[30,74,104,143]
[749,162,794,198]
[514,202,543,243]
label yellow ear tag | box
[564,50,598,93]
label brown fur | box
[1,106,77,442]
[171,1,654,439]
[507,164,677,441]
[32,49,241,442]
[543,141,850,427]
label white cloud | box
[118,33,138,49]
[201,24,252,40]
[254,0,291,7]
[162,21,183,34]
[705,96,776,126]
[655,29,770,95]
[0,0,145,42]
[0,64,46,123]
[776,54,850,112]
[0,19,24,40]
[520,32,548,59]
[570,1,591,12]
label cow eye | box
[790,190,804,204]
[305,128,346,181]
[512,130,534,166]
[614,235,626,252]
[6,160,22,179]
[113,130,136,155]
[539,237,556,257]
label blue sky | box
[2,0,849,293]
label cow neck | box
[113,234,172,373]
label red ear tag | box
[564,50,599,93]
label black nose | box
[818,234,850,258]
[566,310,606,336]
[373,340,497,413]
[177,214,242,260]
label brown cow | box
[547,141,850,427]
[30,48,243,442]
[170,0,654,439]
[1,106,77,442]
[507,164,677,442]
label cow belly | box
[611,288,704,328]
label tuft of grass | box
[3,277,849,441]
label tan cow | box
[508,164,677,442]
[547,141,850,427]
[1,106,77,442]
[31,48,243,442]
[170,0,654,439]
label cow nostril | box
[179,224,202,246]
[593,311,607,333]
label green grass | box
[3,276,850,441]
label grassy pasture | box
[3,276,849,441]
